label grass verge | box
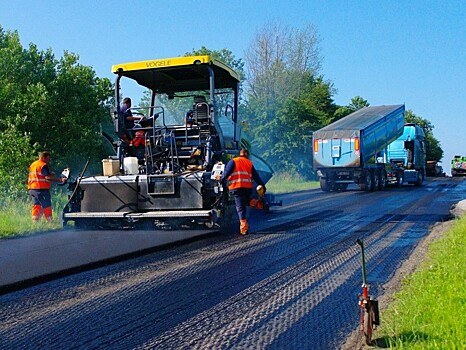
[376,215,466,349]
[0,194,67,238]
[265,172,319,194]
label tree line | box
[0,23,443,200]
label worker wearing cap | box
[27,151,66,222]
[218,148,265,235]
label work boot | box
[240,219,249,235]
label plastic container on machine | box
[102,159,119,176]
[123,157,139,175]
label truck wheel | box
[397,172,404,187]
[416,172,424,186]
[371,170,379,191]
[360,172,372,191]
[378,171,387,190]
[320,178,330,192]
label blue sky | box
[1,0,465,173]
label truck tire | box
[371,170,379,191]
[397,171,404,187]
[378,171,387,190]
[415,172,424,186]
[320,178,330,192]
[360,171,372,191]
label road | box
[1,177,464,349]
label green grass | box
[0,194,67,238]
[376,216,466,349]
[265,172,319,193]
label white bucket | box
[123,157,139,175]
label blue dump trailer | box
[313,105,426,191]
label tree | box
[0,123,36,198]
[257,74,336,176]
[185,46,245,81]
[0,26,113,197]
[243,21,334,178]
[244,22,321,102]
[348,96,369,111]
[334,96,370,121]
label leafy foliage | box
[0,26,114,197]
[243,22,334,179]
[185,46,245,81]
[0,123,36,199]
[333,95,370,121]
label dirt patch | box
[341,200,466,349]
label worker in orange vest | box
[218,148,265,235]
[27,151,67,222]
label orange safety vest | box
[27,160,51,190]
[228,156,253,190]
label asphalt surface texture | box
[0,177,464,350]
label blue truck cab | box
[386,124,426,186]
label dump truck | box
[62,55,274,230]
[451,155,466,177]
[426,160,438,177]
[426,161,445,177]
[313,105,426,191]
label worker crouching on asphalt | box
[27,151,67,222]
[217,148,265,235]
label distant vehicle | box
[451,155,466,177]
[426,160,437,177]
[313,105,426,191]
[435,163,445,177]
[426,160,445,177]
[62,55,274,230]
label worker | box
[218,148,265,235]
[184,109,194,127]
[120,97,150,141]
[27,151,67,222]
[121,97,143,131]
